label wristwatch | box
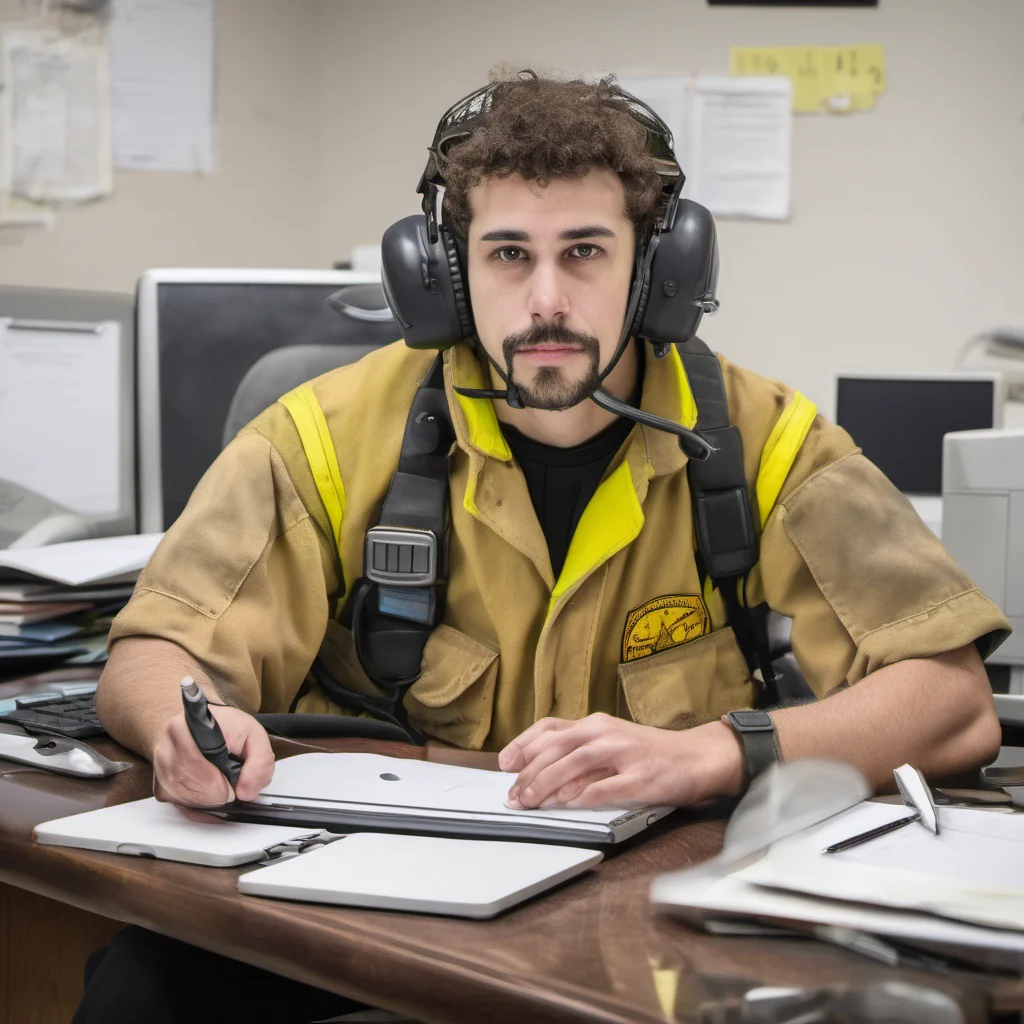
[724,710,781,785]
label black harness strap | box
[315,356,453,743]
[679,339,780,707]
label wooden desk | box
[1,725,1019,1024]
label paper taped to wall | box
[109,0,218,173]
[729,44,886,113]
[620,75,792,220]
[0,28,113,203]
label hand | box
[497,713,744,810]
[152,705,274,807]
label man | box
[77,73,1008,1022]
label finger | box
[505,737,577,808]
[232,722,276,801]
[510,716,614,795]
[507,728,591,806]
[514,742,618,809]
[498,717,573,771]
[515,713,616,770]
[155,766,233,807]
[566,773,651,811]
[156,726,234,807]
[540,768,616,808]
[153,777,229,822]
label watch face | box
[730,710,773,731]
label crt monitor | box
[136,269,382,534]
[835,372,1003,496]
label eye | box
[568,243,601,260]
[494,246,527,263]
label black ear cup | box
[637,199,719,351]
[440,226,476,341]
[380,215,473,350]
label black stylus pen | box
[180,677,243,789]
[823,812,921,854]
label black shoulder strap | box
[316,355,454,743]
[679,338,758,580]
[679,339,779,706]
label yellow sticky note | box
[730,44,885,114]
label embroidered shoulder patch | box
[621,594,710,663]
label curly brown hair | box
[438,72,665,246]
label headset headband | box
[416,78,685,243]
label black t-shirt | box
[502,414,634,579]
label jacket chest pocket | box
[617,626,756,730]
[405,624,499,750]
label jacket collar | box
[442,340,697,476]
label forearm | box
[768,644,1001,791]
[95,637,223,759]
[499,645,1000,812]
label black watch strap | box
[724,710,781,783]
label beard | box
[501,321,602,411]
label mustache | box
[502,321,600,364]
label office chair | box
[222,342,382,448]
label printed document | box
[0,533,163,586]
[620,75,792,220]
[109,0,217,173]
[0,28,112,203]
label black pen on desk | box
[823,812,921,854]
[180,677,243,790]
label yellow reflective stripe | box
[667,345,699,430]
[453,391,512,461]
[703,573,715,608]
[756,391,817,527]
[462,469,480,517]
[278,385,346,549]
[549,461,644,614]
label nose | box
[527,260,570,323]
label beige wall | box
[0,0,326,293]
[316,0,1024,415]
[1,0,1021,416]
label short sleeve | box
[108,431,339,713]
[757,446,1010,695]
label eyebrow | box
[477,225,617,243]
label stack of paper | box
[651,761,1024,969]
[0,534,161,676]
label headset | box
[379,79,722,460]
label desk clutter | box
[652,760,1024,973]
[0,534,161,680]
[19,743,1024,986]
[32,753,617,918]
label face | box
[466,169,636,411]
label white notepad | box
[34,797,325,867]
[237,832,603,919]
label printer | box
[943,428,1024,721]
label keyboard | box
[1,685,105,739]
